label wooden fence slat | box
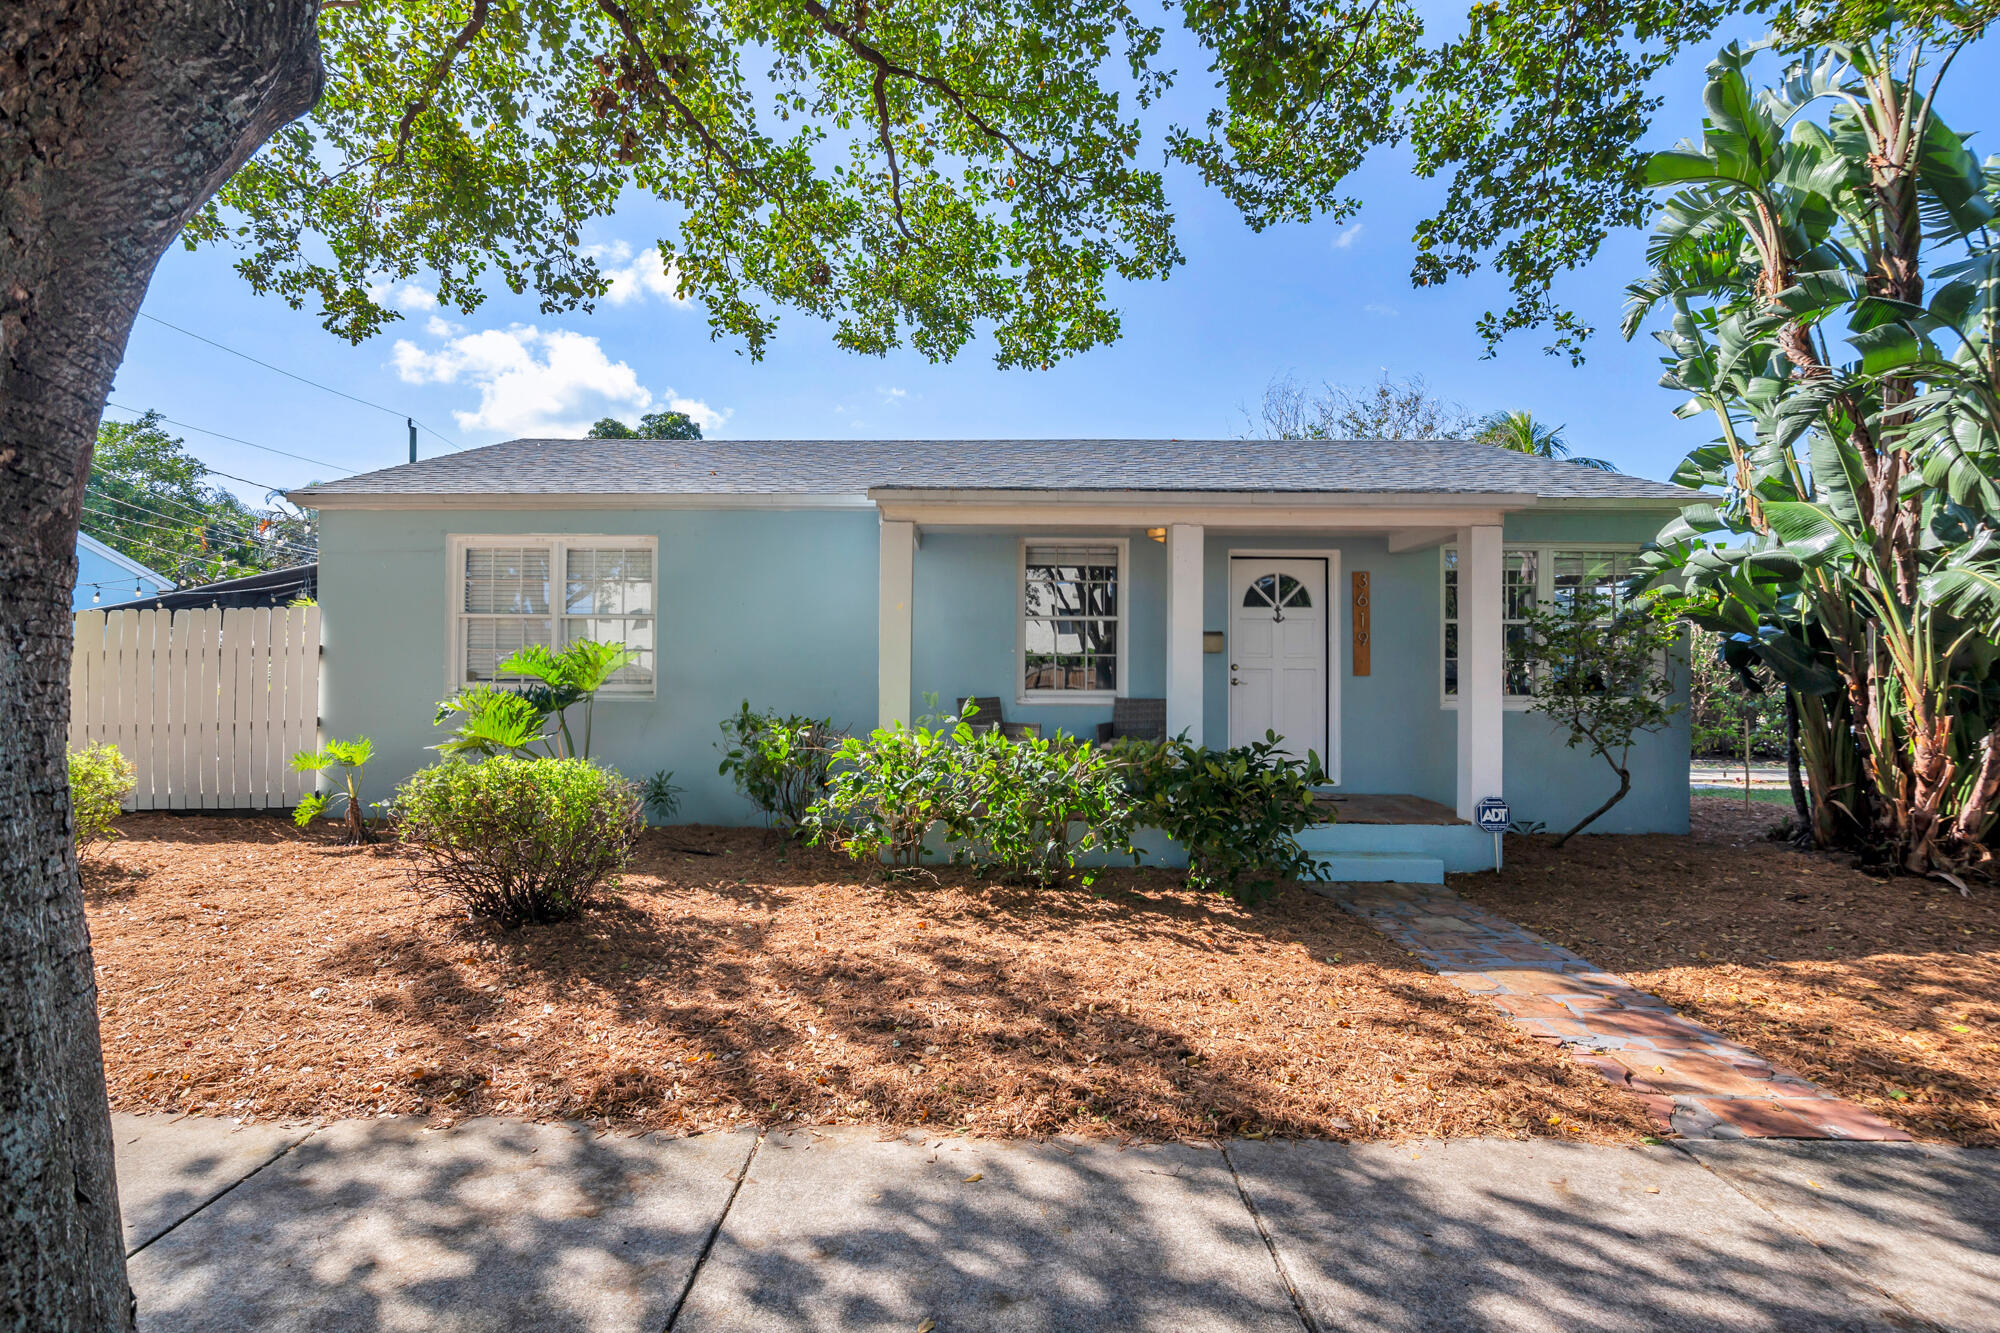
[271,606,291,805]
[300,604,321,780]
[72,612,100,755]
[131,611,158,809]
[112,610,137,805]
[86,610,112,751]
[170,612,193,809]
[224,609,249,806]
[150,609,174,811]
[246,608,271,807]
[284,607,311,800]
[201,608,223,808]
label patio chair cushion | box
[1095,696,1167,744]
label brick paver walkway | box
[1323,882,1911,1141]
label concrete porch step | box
[1308,851,1445,884]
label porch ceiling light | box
[1145,527,1167,542]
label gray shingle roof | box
[294,438,1694,503]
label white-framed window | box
[448,535,657,697]
[1018,537,1126,703]
[1442,544,1640,706]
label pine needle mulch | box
[84,815,1648,1143]
[1457,797,2000,1146]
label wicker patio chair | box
[1096,697,1167,744]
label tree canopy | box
[587,410,703,438]
[87,412,317,586]
[188,0,2000,371]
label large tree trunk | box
[1,3,319,1325]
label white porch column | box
[1456,523,1505,820]
[878,519,915,728]
[1165,523,1204,742]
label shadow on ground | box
[117,1117,1997,1332]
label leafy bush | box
[944,727,1133,888]
[393,758,643,925]
[291,735,375,843]
[1689,629,1784,760]
[804,707,1133,886]
[433,639,639,761]
[1120,735,1329,899]
[804,714,965,872]
[717,701,845,831]
[68,742,136,856]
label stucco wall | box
[317,507,880,824]
[318,504,1688,834]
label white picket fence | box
[69,606,321,810]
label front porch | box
[871,489,1520,879]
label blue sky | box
[108,22,2000,509]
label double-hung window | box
[1442,544,1637,705]
[1019,539,1124,701]
[451,535,657,696]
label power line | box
[84,477,313,540]
[137,312,458,449]
[94,419,312,499]
[83,485,319,551]
[89,478,264,528]
[82,499,318,558]
[82,503,318,562]
[103,401,351,473]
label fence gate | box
[69,606,321,810]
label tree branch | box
[795,0,1047,171]
[385,0,491,171]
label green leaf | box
[1762,501,1854,562]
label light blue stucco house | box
[293,438,1697,877]
[74,531,172,610]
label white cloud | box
[1332,224,1366,250]
[367,280,438,312]
[586,241,686,306]
[1363,302,1399,317]
[392,322,726,437]
[878,386,908,404]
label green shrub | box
[804,714,966,872]
[69,742,136,856]
[944,727,1134,888]
[393,758,643,925]
[717,701,845,832]
[1119,734,1329,899]
[291,735,375,843]
[804,707,1134,886]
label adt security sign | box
[1475,797,1511,871]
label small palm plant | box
[292,736,375,843]
[433,640,639,761]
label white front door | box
[1228,557,1330,766]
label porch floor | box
[1316,793,1466,826]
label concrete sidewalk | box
[115,1114,1999,1332]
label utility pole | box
[408,417,417,463]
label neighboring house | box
[74,531,173,609]
[293,438,1697,873]
[102,562,317,613]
